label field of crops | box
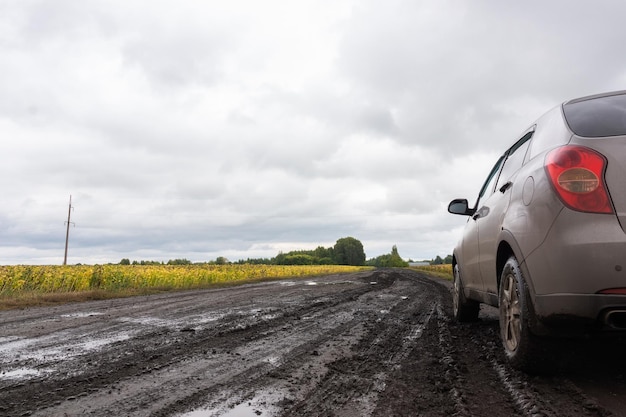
[411,264,453,280]
[0,264,371,299]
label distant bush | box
[367,245,409,268]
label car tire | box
[452,264,480,322]
[499,256,553,373]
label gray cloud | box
[337,0,626,152]
[2,0,626,264]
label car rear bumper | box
[532,293,626,336]
[521,209,626,336]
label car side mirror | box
[448,199,475,216]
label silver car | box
[448,90,626,372]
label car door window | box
[475,156,505,209]
[495,131,533,192]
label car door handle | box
[472,206,489,220]
[499,181,512,193]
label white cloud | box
[2,0,626,264]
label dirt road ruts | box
[1,269,625,416]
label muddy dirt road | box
[1,269,626,417]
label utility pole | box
[63,195,74,265]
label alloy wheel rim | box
[501,273,521,352]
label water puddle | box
[185,401,273,417]
[263,355,281,366]
[118,312,226,329]
[1,368,43,379]
[277,280,356,287]
[60,312,104,318]
[178,389,284,417]
[0,331,135,363]
[79,334,131,351]
[0,335,43,357]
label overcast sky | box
[2,1,626,265]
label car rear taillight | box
[597,288,626,295]
[545,145,613,214]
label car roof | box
[565,90,626,105]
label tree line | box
[118,237,450,268]
[240,239,411,267]
[243,237,366,266]
[119,237,367,267]
[430,255,453,265]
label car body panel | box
[459,214,482,291]
[475,178,512,294]
[524,209,626,295]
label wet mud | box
[1,269,625,416]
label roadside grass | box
[0,264,372,310]
[0,280,270,310]
[411,264,453,280]
[0,290,118,310]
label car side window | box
[475,155,505,209]
[495,131,533,192]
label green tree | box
[284,254,315,265]
[119,258,131,265]
[273,252,287,265]
[432,255,444,265]
[367,245,408,267]
[314,246,334,261]
[333,237,365,266]
[214,256,229,265]
[235,258,272,264]
[388,245,408,267]
[167,258,192,265]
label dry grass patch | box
[411,264,453,280]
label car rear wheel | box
[499,256,553,373]
[452,264,479,322]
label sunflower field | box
[411,264,453,280]
[0,264,370,298]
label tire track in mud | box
[152,299,380,416]
[282,271,444,417]
[439,313,548,417]
[434,304,472,417]
[158,270,432,417]
[444,306,618,417]
[372,278,582,417]
[369,284,506,417]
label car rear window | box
[563,93,626,137]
